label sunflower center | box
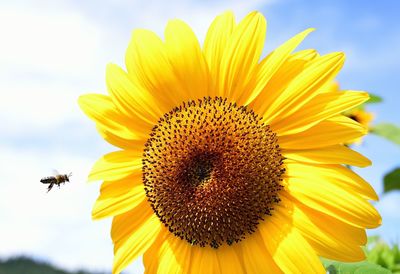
[184,151,220,187]
[348,114,360,123]
[142,97,285,248]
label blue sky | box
[0,0,399,273]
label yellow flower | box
[347,109,374,129]
[345,109,375,145]
[79,11,381,274]
[324,82,375,144]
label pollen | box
[142,97,285,248]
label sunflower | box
[79,11,381,274]
[324,82,375,144]
[347,109,374,128]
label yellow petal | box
[189,246,220,274]
[144,229,245,274]
[286,172,381,228]
[78,94,145,140]
[203,11,235,97]
[284,161,378,200]
[216,245,244,274]
[143,231,165,274]
[283,144,371,167]
[165,19,210,99]
[287,195,367,261]
[111,200,154,244]
[112,202,161,274]
[251,49,317,116]
[96,124,144,150]
[160,235,192,274]
[125,29,183,110]
[243,28,314,105]
[259,204,325,274]
[155,234,189,274]
[219,11,266,99]
[106,63,162,126]
[92,188,145,220]
[88,150,142,182]
[98,171,141,198]
[92,173,145,219]
[263,52,345,124]
[318,81,339,93]
[239,230,282,274]
[272,91,369,135]
[143,229,192,274]
[278,115,366,149]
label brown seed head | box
[142,97,285,248]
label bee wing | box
[51,169,60,176]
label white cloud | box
[0,3,108,136]
[0,84,84,135]
[0,5,105,79]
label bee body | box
[40,172,71,192]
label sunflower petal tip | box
[77,96,84,106]
[358,252,367,261]
[166,18,184,27]
[106,62,115,69]
[91,210,101,220]
[77,94,88,104]
[91,202,109,220]
[112,263,121,274]
[323,51,346,66]
[106,63,120,79]
[221,9,234,15]
[305,27,316,34]
[377,214,383,225]
[358,153,373,167]
[363,91,370,100]
[331,51,345,59]
[87,170,104,183]
[77,95,94,113]
[132,28,144,36]
[246,10,266,23]
[248,10,260,16]
[112,256,128,274]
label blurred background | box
[0,0,399,273]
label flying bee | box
[40,171,72,192]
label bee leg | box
[47,183,54,192]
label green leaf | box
[366,93,383,104]
[366,236,400,273]
[372,123,400,145]
[322,258,391,274]
[384,168,400,193]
